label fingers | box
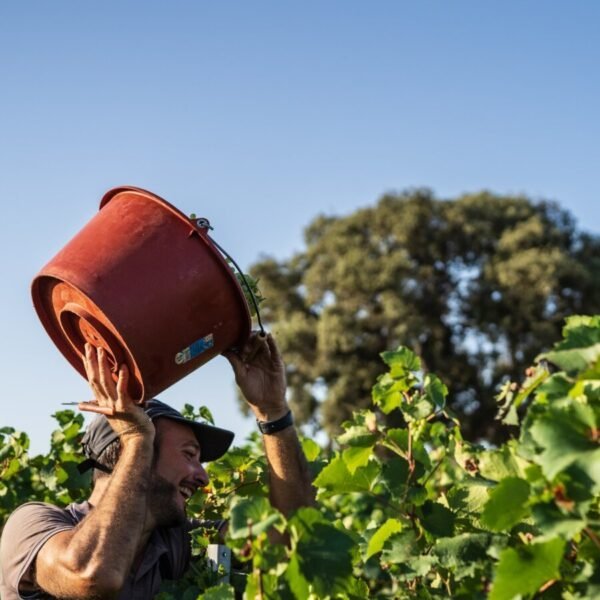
[265,333,283,365]
[224,332,278,376]
[83,343,103,401]
[98,348,117,399]
[83,344,125,410]
[115,364,129,412]
[78,401,115,416]
[241,332,271,364]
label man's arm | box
[224,333,315,516]
[35,345,155,599]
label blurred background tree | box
[247,189,600,442]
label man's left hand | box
[223,332,288,422]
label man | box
[0,332,314,599]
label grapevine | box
[2,315,600,599]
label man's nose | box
[193,463,209,488]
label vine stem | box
[255,568,265,600]
[584,527,600,550]
[381,439,408,460]
[420,456,445,487]
[219,479,261,497]
[538,579,557,594]
[400,422,416,504]
[407,423,414,474]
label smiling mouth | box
[178,485,194,501]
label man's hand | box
[33,344,156,598]
[223,332,288,422]
[225,331,316,520]
[81,343,154,443]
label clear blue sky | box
[1,2,598,455]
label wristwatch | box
[257,410,294,435]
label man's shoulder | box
[0,502,85,598]
[1,500,87,553]
[4,501,86,528]
[3,502,67,529]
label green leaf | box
[403,395,436,421]
[62,422,81,441]
[365,518,403,559]
[497,365,550,425]
[419,501,455,537]
[371,374,404,414]
[477,444,525,482]
[288,508,355,597]
[381,346,421,373]
[381,529,420,563]
[529,405,599,481]
[3,458,21,479]
[52,410,77,427]
[343,577,370,599]
[385,427,408,452]
[229,496,282,539]
[536,317,600,372]
[423,373,447,409]
[541,344,600,373]
[562,315,600,337]
[198,406,215,425]
[380,457,410,498]
[481,477,530,532]
[285,553,310,599]
[314,454,378,494]
[532,503,586,540]
[489,538,565,600]
[337,425,377,448]
[300,438,321,461]
[447,482,491,521]
[434,533,493,580]
[535,373,573,403]
[199,583,235,599]
[0,443,14,462]
[342,445,373,474]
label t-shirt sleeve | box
[0,502,76,597]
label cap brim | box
[166,416,234,462]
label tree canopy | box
[248,189,600,441]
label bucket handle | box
[195,218,266,336]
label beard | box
[147,471,187,528]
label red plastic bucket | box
[31,186,251,402]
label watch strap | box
[257,410,294,435]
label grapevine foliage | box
[1,315,600,599]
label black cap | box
[79,399,234,473]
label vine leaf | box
[287,508,355,598]
[481,477,530,532]
[490,538,565,600]
[313,454,379,494]
[365,518,403,560]
[198,583,235,599]
[228,497,281,539]
[342,445,373,474]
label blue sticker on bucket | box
[175,334,214,365]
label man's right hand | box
[82,343,154,443]
[32,344,157,599]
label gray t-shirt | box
[0,501,190,600]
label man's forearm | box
[223,332,315,516]
[61,437,154,587]
[262,426,315,516]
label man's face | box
[148,418,209,527]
